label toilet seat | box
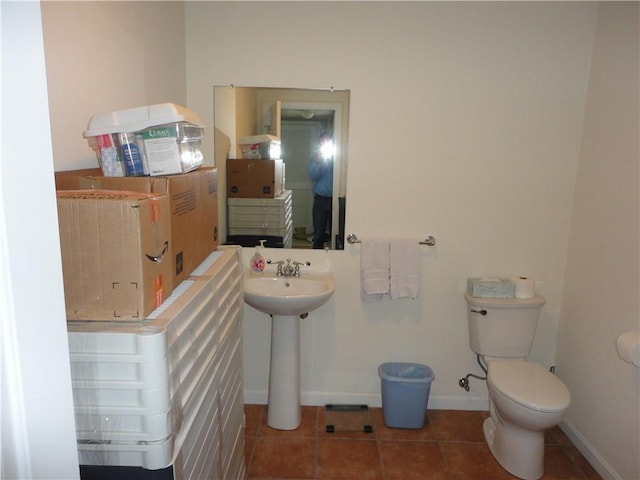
[488,361,571,413]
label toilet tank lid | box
[464,292,545,309]
[489,361,570,412]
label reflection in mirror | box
[214,86,349,250]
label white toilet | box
[464,292,571,480]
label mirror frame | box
[214,86,350,250]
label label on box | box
[143,126,175,139]
[143,135,181,175]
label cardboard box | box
[54,168,103,187]
[56,168,219,287]
[226,158,284,198]
[57,190,173,321]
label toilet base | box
[483,416,544,480]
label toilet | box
[464,292,571,480]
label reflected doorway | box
[280,108,335,249]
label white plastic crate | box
[69,247,244,469]
[221,376,244,471]
[180,398,221,480]
[223,424,246,480]
[77,438,174,470]
[222,404,245,480]
[69,281,199,432]
[228,218,293,237]
[75,410,173,443]
[176,365,223,479]
[189,246,241,279]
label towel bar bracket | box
[347,233,436,246]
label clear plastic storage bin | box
[83,103,204,177]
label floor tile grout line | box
[245,405,599,480]
[434,440,456,480]
[245,406,260,476]
[314,406,319,480]
[559,444,592,480]
[375,436,387,480]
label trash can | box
[378,362,435,429]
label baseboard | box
[427,394,488,411]
[559,418,621,480]
[243,390,489,411]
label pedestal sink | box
[244,270,335,430]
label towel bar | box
[346,233,436,246]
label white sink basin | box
[244,270,334,430]
[244,272,335,316]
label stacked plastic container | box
[237,134,281,160]
[68,247,246,479]
[227,190,294,248]
[83,103,204,177]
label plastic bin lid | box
[378,362,434,383]
[83,103,203,137]
[238,134,280,145]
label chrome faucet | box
[282,259,295,277]
[292,260,311,277]
[267,259,286,276]
[267,259,311,277]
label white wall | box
[556,3,640,480]
[21,1,638,478]
[185,1,597,409]
[41,1,187,171]
[1,2,79,478]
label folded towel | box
[360,238,390,302]
[390,239,420,299]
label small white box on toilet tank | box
[467,277,515,298]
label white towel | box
[390,239,420,299]
[360,238,390,302]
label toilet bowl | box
[484,360,571,480]
[464,292,571,480]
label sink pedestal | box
[267,315,301,430]
[243,271,335,430]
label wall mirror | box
[214,86,350,250]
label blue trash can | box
[378,362,435,429]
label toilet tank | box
[464,292,546,358]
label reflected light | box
[320,141,335,160]
[270,143,282,159]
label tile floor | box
[244,405,602,480]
